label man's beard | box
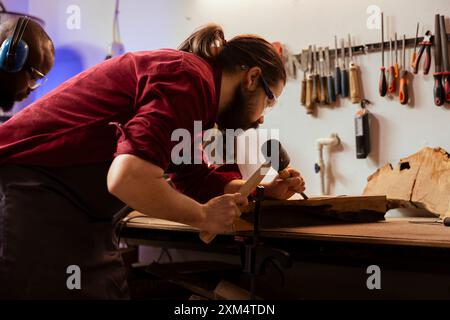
[216,86,260,131]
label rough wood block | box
[364,147,450,218]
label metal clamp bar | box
[295,34,450,63]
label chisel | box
[394,33,399,79]
[325,47,336,103]
[319,48,328,104]
[334,35,342,96]
[388,37,396,94]
[399,35,410,105]
[439,15,450,103]
[300,49,309,107]
[312,45,320,103]
[348,34,361,104]
[340,38,349,97]
[315,46,322,103]
[379,12,387,97]
[305,46,314,114]
[433,14,445,106]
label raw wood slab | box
[234,195,387,232]
[363,147,450,218]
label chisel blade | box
[325,47,331,76]
[301,49,309,72]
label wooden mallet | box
[199,139,308,244]
[262,139,308,200]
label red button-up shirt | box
[0,49,242,203]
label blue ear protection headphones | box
[0,16,30,73]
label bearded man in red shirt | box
[0,24,306,299]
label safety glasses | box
[27,66,48,90]
[260,76,278,111]
[240,65,279,117]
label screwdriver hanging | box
[411,22,419,72]
[394,32,399,79]
[388,37,396,94]
[340,38,349,97]
[315,46,322,103]
[334,35,342,96]
[379,12,387,97]
[399,35,410,105]
[305,46,314,114]
[300,49,308,107]
[319,48,328,104]
[312,45,320,103]
[348,34,361,104]
[325,47,336,104]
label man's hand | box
[263,167,306,200]
[200,193,248,233]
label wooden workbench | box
[121,214,450,299]
[122,215,450,249]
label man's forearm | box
[108,155,205,228]
[129,176,206,227]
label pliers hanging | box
[412,30,432,75]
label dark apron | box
[0,163,130,300]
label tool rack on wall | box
[294,34,450,62]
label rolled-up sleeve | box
[114,64,214,171]
[113,56,242,203]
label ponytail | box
[178,24,226,61]
[179,24,286,87]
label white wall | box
[2,0,28,12]
[22,0,450,215]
